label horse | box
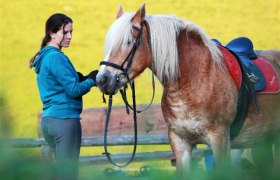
[96,4,280,175]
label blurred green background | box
[1,0,279,138]
[1,0,279,179]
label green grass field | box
[1,0,279,138]
[1,0,280,179]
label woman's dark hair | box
[29,13,73,68]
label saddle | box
[213,37,279,139]
[213,37,266,92]
[226,37,266,91]
[213,37,264,139]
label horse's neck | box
[159,30,219,88]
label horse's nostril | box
[102,76,107,84]
[96,72,121,95]
[97,74,109,86]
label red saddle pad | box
[254,57,280,94]
[219,46,280,94]
[219,46,242,89]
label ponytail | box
[40,35,50,49]
[28,51,39,69]
[29,34,50,69]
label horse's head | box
[96,4,152,95]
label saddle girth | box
[216,40,254,140]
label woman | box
[29,13,97,179]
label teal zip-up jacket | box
[32,46,94,118]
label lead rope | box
[102,81,137,168]
[120,73,155,113]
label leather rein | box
[100,24,155,167]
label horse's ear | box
[132,3,146,25]
[116,4,123,19]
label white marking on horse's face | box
[98,53,110,73]
[96,52,123,95]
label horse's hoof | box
[140,165,152,175]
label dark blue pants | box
[41,117,81,180]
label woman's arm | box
[49,53,95,98]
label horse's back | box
[257,50,280,69]
[232,50,280,148]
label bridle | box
[100,25,143,82]
[100,23,155,167]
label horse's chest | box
[170,118,206,140]
[167,107,207,142]
[162,96,208,142]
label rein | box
[120,73,155,114]
[102,81,138,168]
[100,24,155,167]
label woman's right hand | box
[77,72,86,82]
[86,70,99,82]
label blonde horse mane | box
[104,13,222,82]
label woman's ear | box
[49,32,56,39]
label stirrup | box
[247,73,260,83]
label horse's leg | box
[273,132,280,170]
[169,128,192,176]
[204,148,242,171]
[230,149,243,166]
[251,138,274,172]
[208,129,231,169]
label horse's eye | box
[127,39,132,46]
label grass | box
[1,0,280,179]
[1,0,279,138]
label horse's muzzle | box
[96,70,121,95]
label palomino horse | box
[96,4,280,174]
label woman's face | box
[49,23,73,48]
